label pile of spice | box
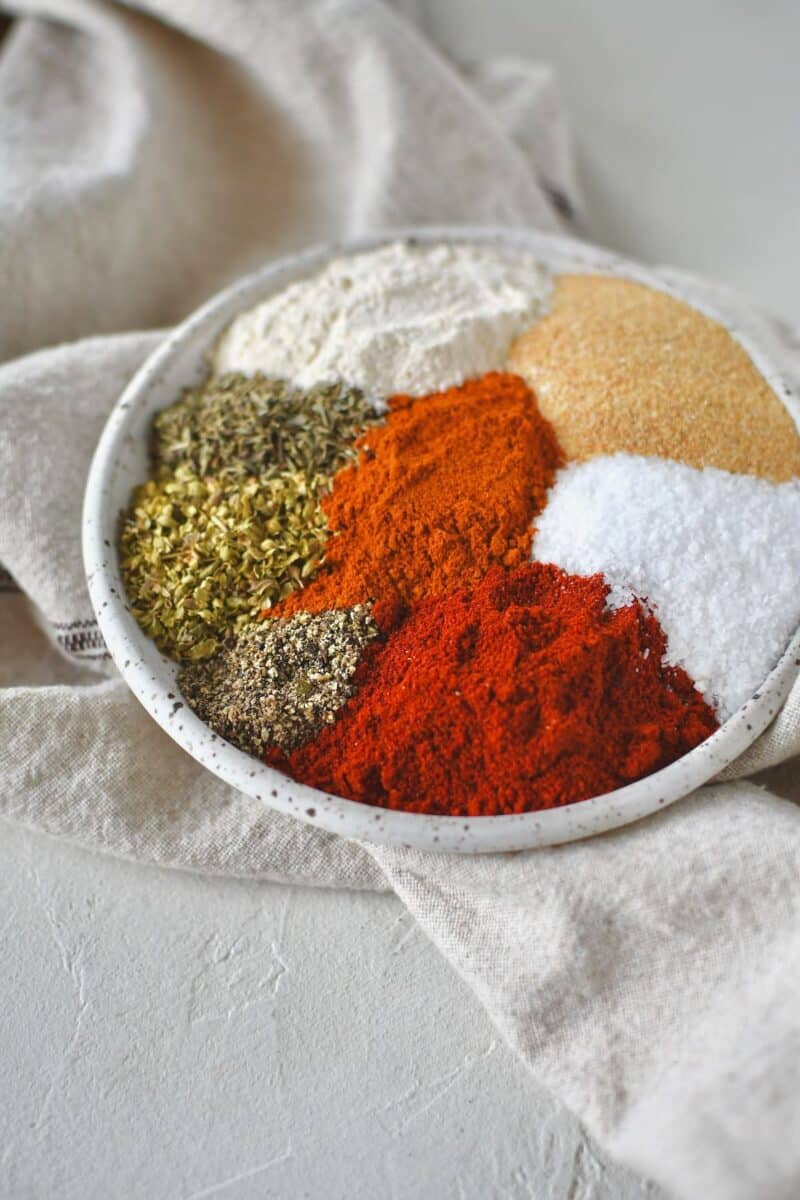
[120,373,378,660]
[214,241,551,398]
[153,374,377,479]
[507,274,800,481]
[276,371,563,614]
[120,465,327,660]
[118,241,800,818]
[179,605,378,755]
[269,565,719,816]
[532,454,800,719]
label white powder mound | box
[214,241,551,400]
[531,454,800,720]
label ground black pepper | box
[178,605,379,754]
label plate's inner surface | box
[107,237,800,825]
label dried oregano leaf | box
[119,464,329,661]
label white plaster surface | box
[0,825,658,1199]
[4,2,799,1197]
[422,0,800,323]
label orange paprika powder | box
[274,372,563,615]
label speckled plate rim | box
[82,225,800,853]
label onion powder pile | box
[214,241,551,400]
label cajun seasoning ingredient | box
[532,453,800,719]
[271,564,718,816]
[179,605,379,754]
[119,465,328,661]
[214,241,552,399]
[122,375,378,661]
[275,372,563,615]
[507,274,800,482]
[153,373,379,481]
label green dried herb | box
[153,373,379,481]
[119,464,329,661]
[122,371,382,661]
[178,605,380,754]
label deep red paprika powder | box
[269,564,718,816]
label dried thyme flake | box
[178,605,380,755]
[119,464,329,662]
[153,372,380,481]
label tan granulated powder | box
[507,274,800,482]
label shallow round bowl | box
[82,226,800,852]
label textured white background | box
[420,0,800,322]
[4,2,799,1197]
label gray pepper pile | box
[178,605,379,755]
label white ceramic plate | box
[82,226,800,852]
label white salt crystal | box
[532,454,800,720]
[214,241,551,401]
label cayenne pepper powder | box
[270,564,718,815]
[274,372,563,615]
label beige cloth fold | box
[2,3,800,1198]
[370,778,800,1200]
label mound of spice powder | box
[507,274,800,482]
[533,454,800,719]
[270,564,718,816]
[275,372,563,615]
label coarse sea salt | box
[214,241,551,401]
[531,453,800,720]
